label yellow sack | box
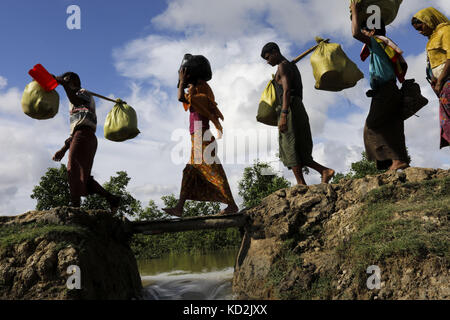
[104,100,140,142]
[349,0,403,26]
[256,78,278,126]
[21,81,59,120]
[310,38,364,92]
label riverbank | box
[1,167,448,300]
[233,167,450,300]
[0,207,142,300]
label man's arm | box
[351,0,371,45]
[177,68,188,103]
[53,137,72,162]
[278,62,292,133]
[279,62,292,114]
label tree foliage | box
[31,165,141,218]
[31,165,71,211]
[238,161,291,209]
[131,195,240,259]
[82,171,142,218]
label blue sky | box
[0,0,167,96]
[0,0,449,215]
[0,0,432,95]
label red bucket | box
[28,64,58,92]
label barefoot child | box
[52,72,120,212]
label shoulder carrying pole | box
[85,90,126,104]
[291,38,330,64]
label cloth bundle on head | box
[413,7,450,69]
[349,0,403,26]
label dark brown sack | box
[400,79,429,120]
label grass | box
[266,240,305,299]
[266,241,335,299]
[265,177,449,299]
[0,222,89,250]
[337,177,450,288]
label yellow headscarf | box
[413,7,449,31]
[413,7,450,69]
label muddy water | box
[139,249,238,300]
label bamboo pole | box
[291,38,330,64]
[132,213,247,235]
[85,90,125,104]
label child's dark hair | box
[60,72,81,88]
[361,19,386,36]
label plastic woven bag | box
[349,0,403,26]
[104,100,140,142]
[256,79,278,126]
[21,81,59,120]
[310,38,364,91]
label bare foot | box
[162,207,183,218]
[321,169,335,184]
[109,195,121,215]
[389,162,409,171]
[219,204,239,216]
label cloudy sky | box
[0,0,449,216]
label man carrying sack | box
[260,43,335,185]
[52,72,121,212]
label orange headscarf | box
[183,80,224,138]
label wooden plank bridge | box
[131,213,248,235]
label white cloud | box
[0,76,7,89]
[2,0,450,215]
[152,0,353,45]
[0,86,22,116]
[110,0,450,209]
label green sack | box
[310,39,364,92]
[256,79,278,126]
[349,0,403,26]
[21,81,59,120]
[104,100,140,142]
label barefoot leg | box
[219,203,239,215]
[321,168,336,184]
[389,160,410,171]
[292,166,307,186]
[162,207,183,218]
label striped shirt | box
[69,89,97,136]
